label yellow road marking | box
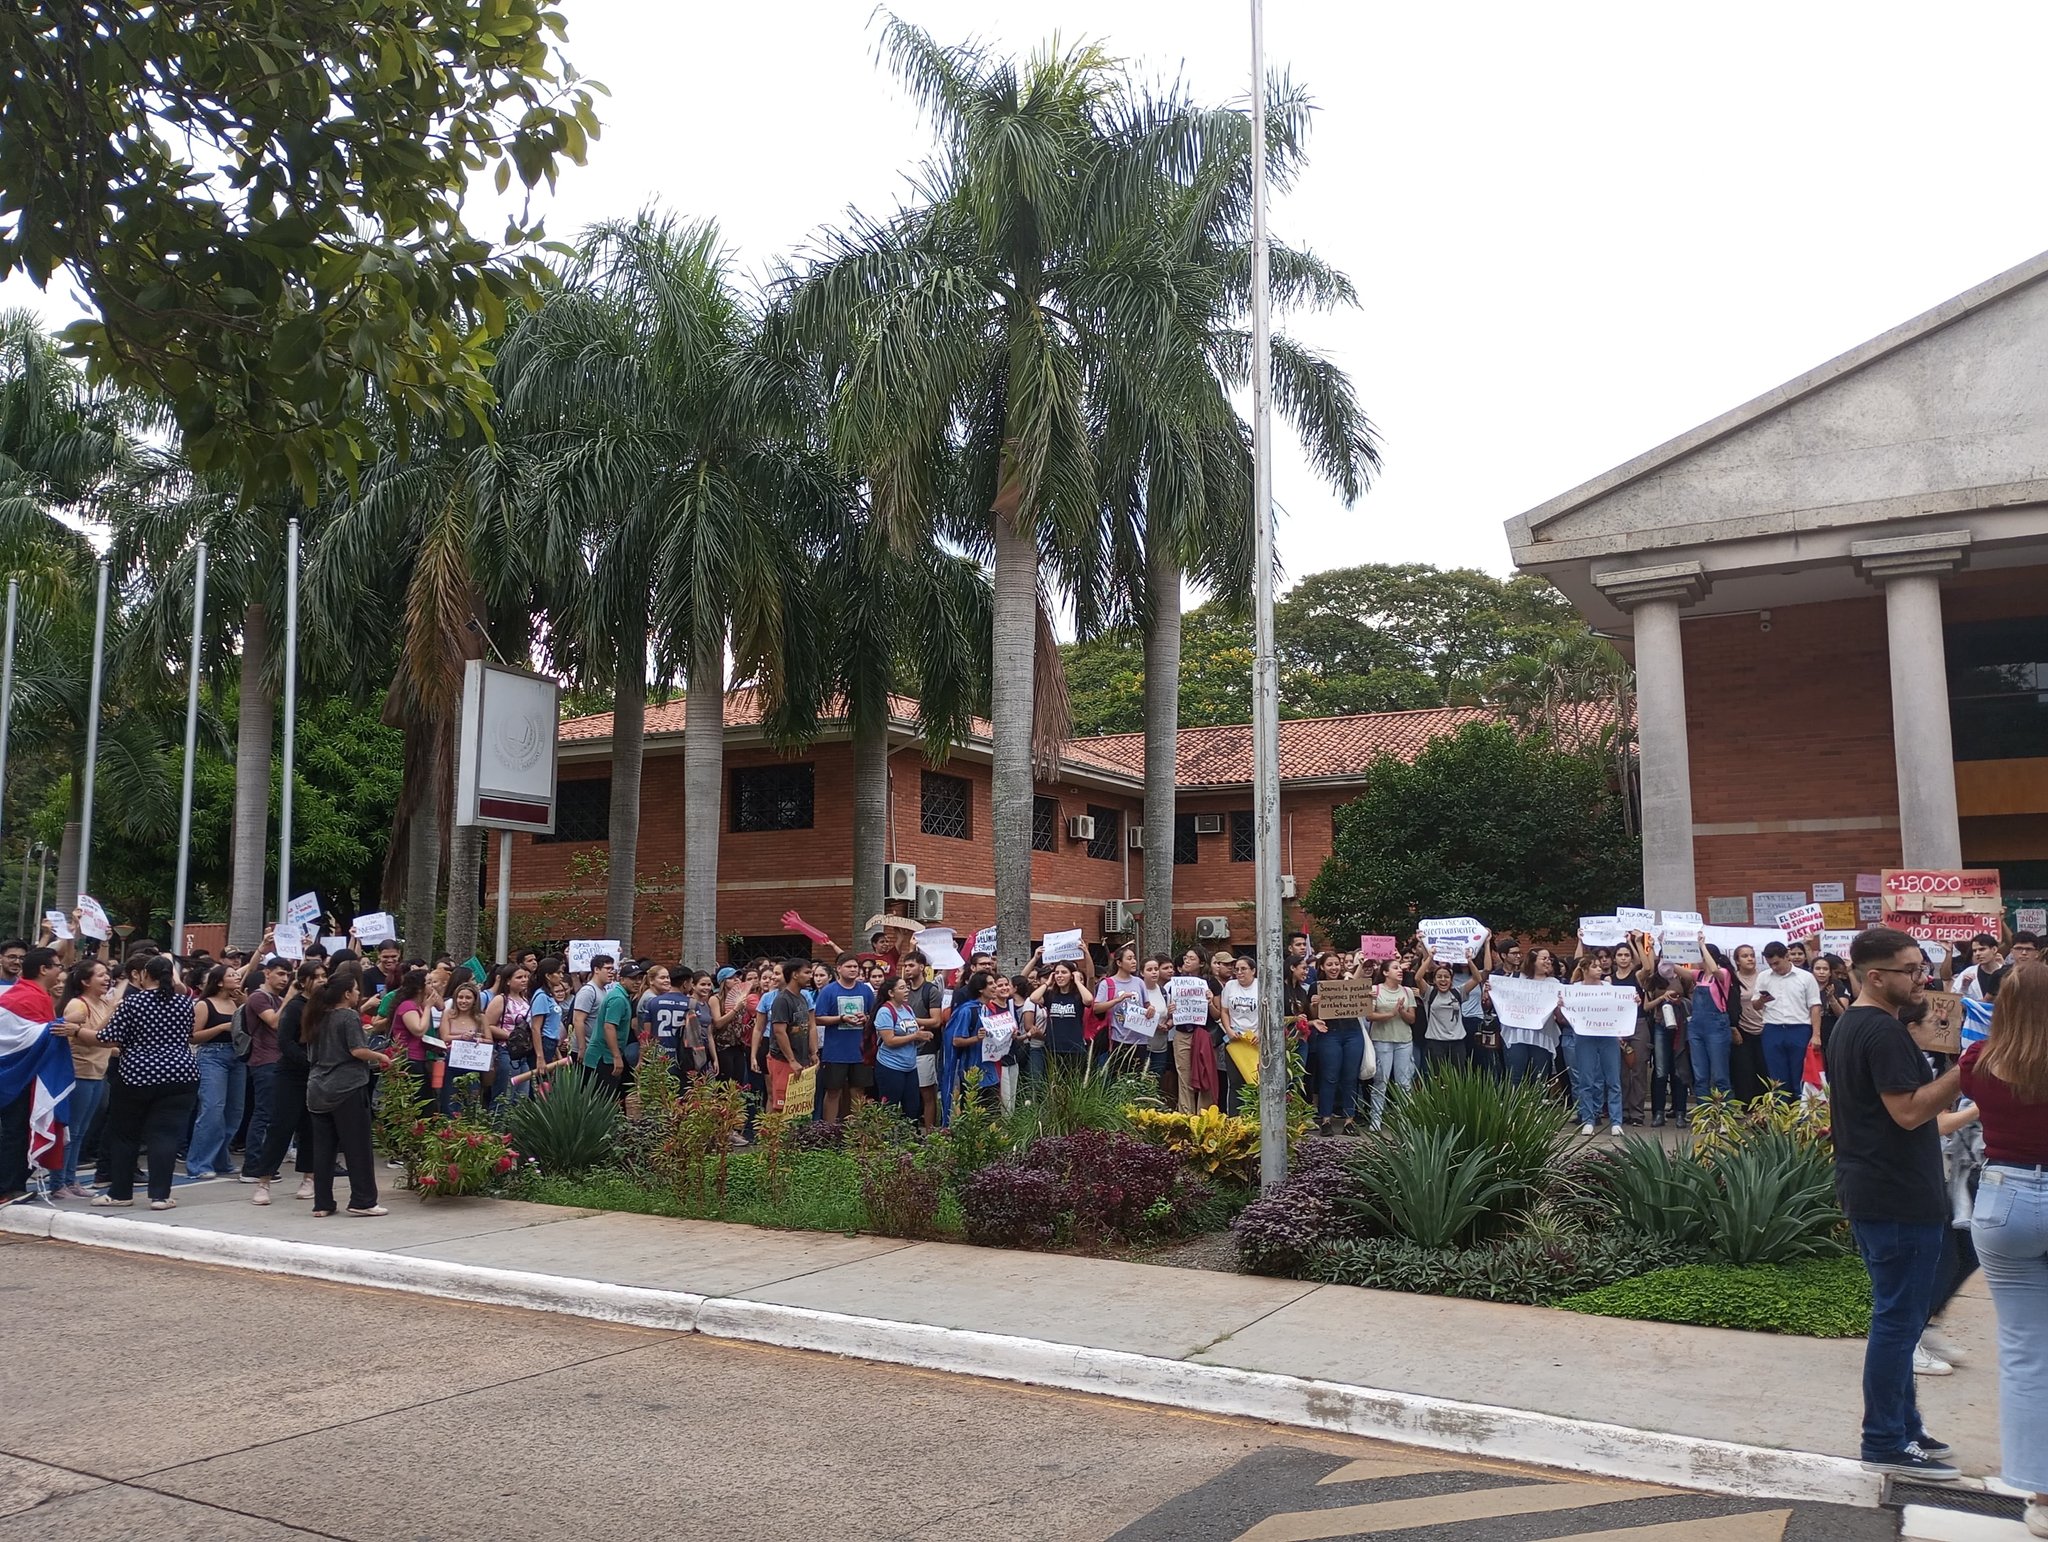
[1237,1480,1676,1542]
[1531,1510,1793,1541]
[1315,1457,1451,1485]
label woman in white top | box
[1416,959,1475,1078]
[1362,959,1418,1130]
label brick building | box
[1508,251,2048,928]
[506,690,1505,964]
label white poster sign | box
[1702,924,1790,960]
[42,909,72,941]
[1659,926,1704,965]
[352,911,397,947]
[270,925,305,961]
[1489,975,1563,1031]
[2017,907,2047,935]
[285,891,321,930]
[1660,910,1703,929]
[320,936,352,956]
[1167,975,1213,1025]
[1857,896,1884,923]
[1810,882,1846,904]
[1577,915,1626,948]
[970,926,998,959]
[566,939,622,974]
[1561,983,1638,1037]
[1419,916,1486,961]
[76,895,111,941]
[447,1039,495,1072]
[1040,928,1085,964]
[1819,930,1860,961]
[1616,906,1656,931]
[1707,896,1750,924]
[1753,891,1807,923]
[1776,904,1826,941]
[914,927,964,972]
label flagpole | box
[1250,0,1289,1193]
[76,558,111,903]
[170,543,208,952]
[277,517,299,925]
[0,578,18,907]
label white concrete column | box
[1853,532,1971,869]
[1594,561,1709,915]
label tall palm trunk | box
[604,640,647,951]
[403,735,441,955]
[227,603,273,949]
[850,713,888,942]
[445,822,482,964]
[990,511,1036,973]
[1140,529,1182,959]
[681,629,724,967]
[54,807,80,912]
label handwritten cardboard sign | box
[1312,979,1378,1019]
[1561,983,1637,1037]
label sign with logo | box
[1419,916,1487,962]
[454,660,560,833]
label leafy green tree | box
[0,1,602,494]
[1062,600,1254,735]
[1303,722,1640,942]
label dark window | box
[537,778,611,843]
[1032,795,1058,853]
[1086,804,1121,861]
[727,934,814,966]
[1948,618,2048,762]
[920,772,973,840]
[1173,811,1199,866]
[1229,809,1257,863]
[731,763,815,832]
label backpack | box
[229,1004,254,1061]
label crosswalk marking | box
[1235,1480,1678,1542]
[1313,1457,1451,1486]
[1534,1510,1794,1541]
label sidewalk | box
[1,1181,2000,1509]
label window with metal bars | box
[1086,804,1121,861]
[1173,811,1199,866]
[1229,809,1257,863]
[730,763,815,832]
[920,772,973,840]
[1032,795,1058,853]
[536,778,611,843]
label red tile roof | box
[558,689,935,745]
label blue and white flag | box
[0,979,72,1175]
[1960,997,1992,1050]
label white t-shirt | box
[1220,979,1260,1039]
[1098,976,1153,1046]
[1755,965,1821,1026]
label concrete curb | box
[3,1207,1881,1509]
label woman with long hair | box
[1364,958,1417,1130]
[1502,946,1563,1087]
[248,958,327,1206]
[1567,951,1625,1136]
[485,964,537,1098]
[1031,959,1091,1078]
[438,977,494,1111]
[1310,955,1368,1137]
[302,966,391,1217]
[1688,944,1737,1101]
[1730,942,1767,1101]
[92,955,200,1209]
[183,962,246,1179]
[1815,953,1854,1050]
[48,960,114,1197]
[1963,963,2048,1533]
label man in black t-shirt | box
[1826,927,1963,1480]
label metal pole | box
[277,517,299,922]
[495,828,512,964]
[0,579,16,928]
[1249,0,1288,1193]
[33,844,46,925]
[76,559,111,901]
[170,543,208,950]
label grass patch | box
[529,1150,962,1236]
[1556,1255,1870,1336]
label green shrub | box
[1695,1132,1845,1266]
[1559,1256,1870,1336]
[507,1068,620,1178]
[1587,1137,1716,1247]
[1345,1125,1517,1249]
[1310,1226,1698,1305]
[1013,1060,1155,1143]
[1376,1065,1573,1237]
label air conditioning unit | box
[1280,874,1297,899]
[1193,813,1223,836]
[1103,899,1140,934]
[1127,825,1145,850]
[1066,815,1097,842]
[1195,916,1231,941]
[914,884,946,922]
[885,862,918,900]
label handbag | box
[1357,1034,1377,1084]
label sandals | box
[90,1194,134,1208]
[311,1209,334,1218]
[149,1199,177,1211]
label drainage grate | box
[1883,1476,2025,1519]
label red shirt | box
[1960,1043,2048,1165]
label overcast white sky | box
[15,2,2048,583]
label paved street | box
[0,1235,1896,1541]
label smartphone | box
[1754,992,1773,1006]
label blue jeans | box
[874,1064,920,1121]
[1314,1023,1365,1121]
[188,1042,246,1176]
[1505,1043,1554,1085]
[1972,1166,2048,1492]
[1760,1024,1809,1101]
[1366,1038,1414,1129]
[1851,1218,1946,1459]
[1688,1016,1732,1098]
[1575,1035,1623,1126]
[245,1061,278,1163]
[62,1077,108,1188]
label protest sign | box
[1313,978,1377,1019]
[320,936,351,956]
[1881,868,2003,944]
[1040,928,1085,964]
[1819,901,1857,928]
[42,909,72,941]
[1810,882,1845,904]
[1561,983,1637,1037]
[1819,929,1859,961]
[1658,926,1703,965]
[1168,975,1213,1025]
[2016,907,2047,936]
[565,939,622,974]
[1490,975,1563,1031]
[971,926,998,959]
[1576,916,1626,948]
[1775,904,1825,941]
[76,895,111,941]
[1660,910,1703,929]
[448,1039,495,1072]
[352,911,397,947]
[1855,873,1883,895]
[1707,896,1750,923]
[270,926,305,961]
[1616,906,1656,931]
[1703,924,1790,960]
[914,927,964,972]
[1919,992,1966,1056]
[1418,916,1486,961]
[286,891,321,930]
[1858,897,1883,923]
[1753,891,1806,923]
[1356,934,1399,961]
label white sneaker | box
[1609,1124,1623,1137]
[1919,1326,1966,1365]
[1912,1344,1953,1376]
[1579,1123,1595,1136]
[294,1177,314,1201]
[2024,1500,2046,1537]
[250,1183,271,1207]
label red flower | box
[465,1133,483,1148]
[446,1162,462,1185]
[410,1121,426,1137]
[495,1155,514,1173]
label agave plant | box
[1345,1126,1519,1250]
[1381,1065,1577,1233]
[1696,1131,1845,1266]
[507,1068,620,1179]
[1586,1136,1717,1248]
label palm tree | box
[792,22,1223,970]
[504,212,810,965]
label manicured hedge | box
[1557,1255,1871,1337]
